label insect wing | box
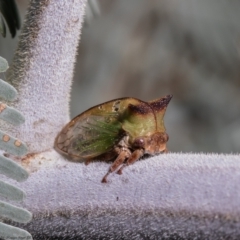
[55,98,143,160]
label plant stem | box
[3,0,87,153]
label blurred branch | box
[85,0,100,26]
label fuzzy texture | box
[4,151,240,239]
[2,0,88,153]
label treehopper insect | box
[54,95,172,183]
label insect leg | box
[117,149,144,175]
[101,149,130,183]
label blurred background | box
[1,0,240,153]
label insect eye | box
[133,138,145,148]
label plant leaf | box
[0,222,32,240]
[0,155,28,182]
[0,180,26,201]
[0,57,8,73]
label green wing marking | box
[73,117,122,158]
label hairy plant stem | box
[3,0,87,153]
